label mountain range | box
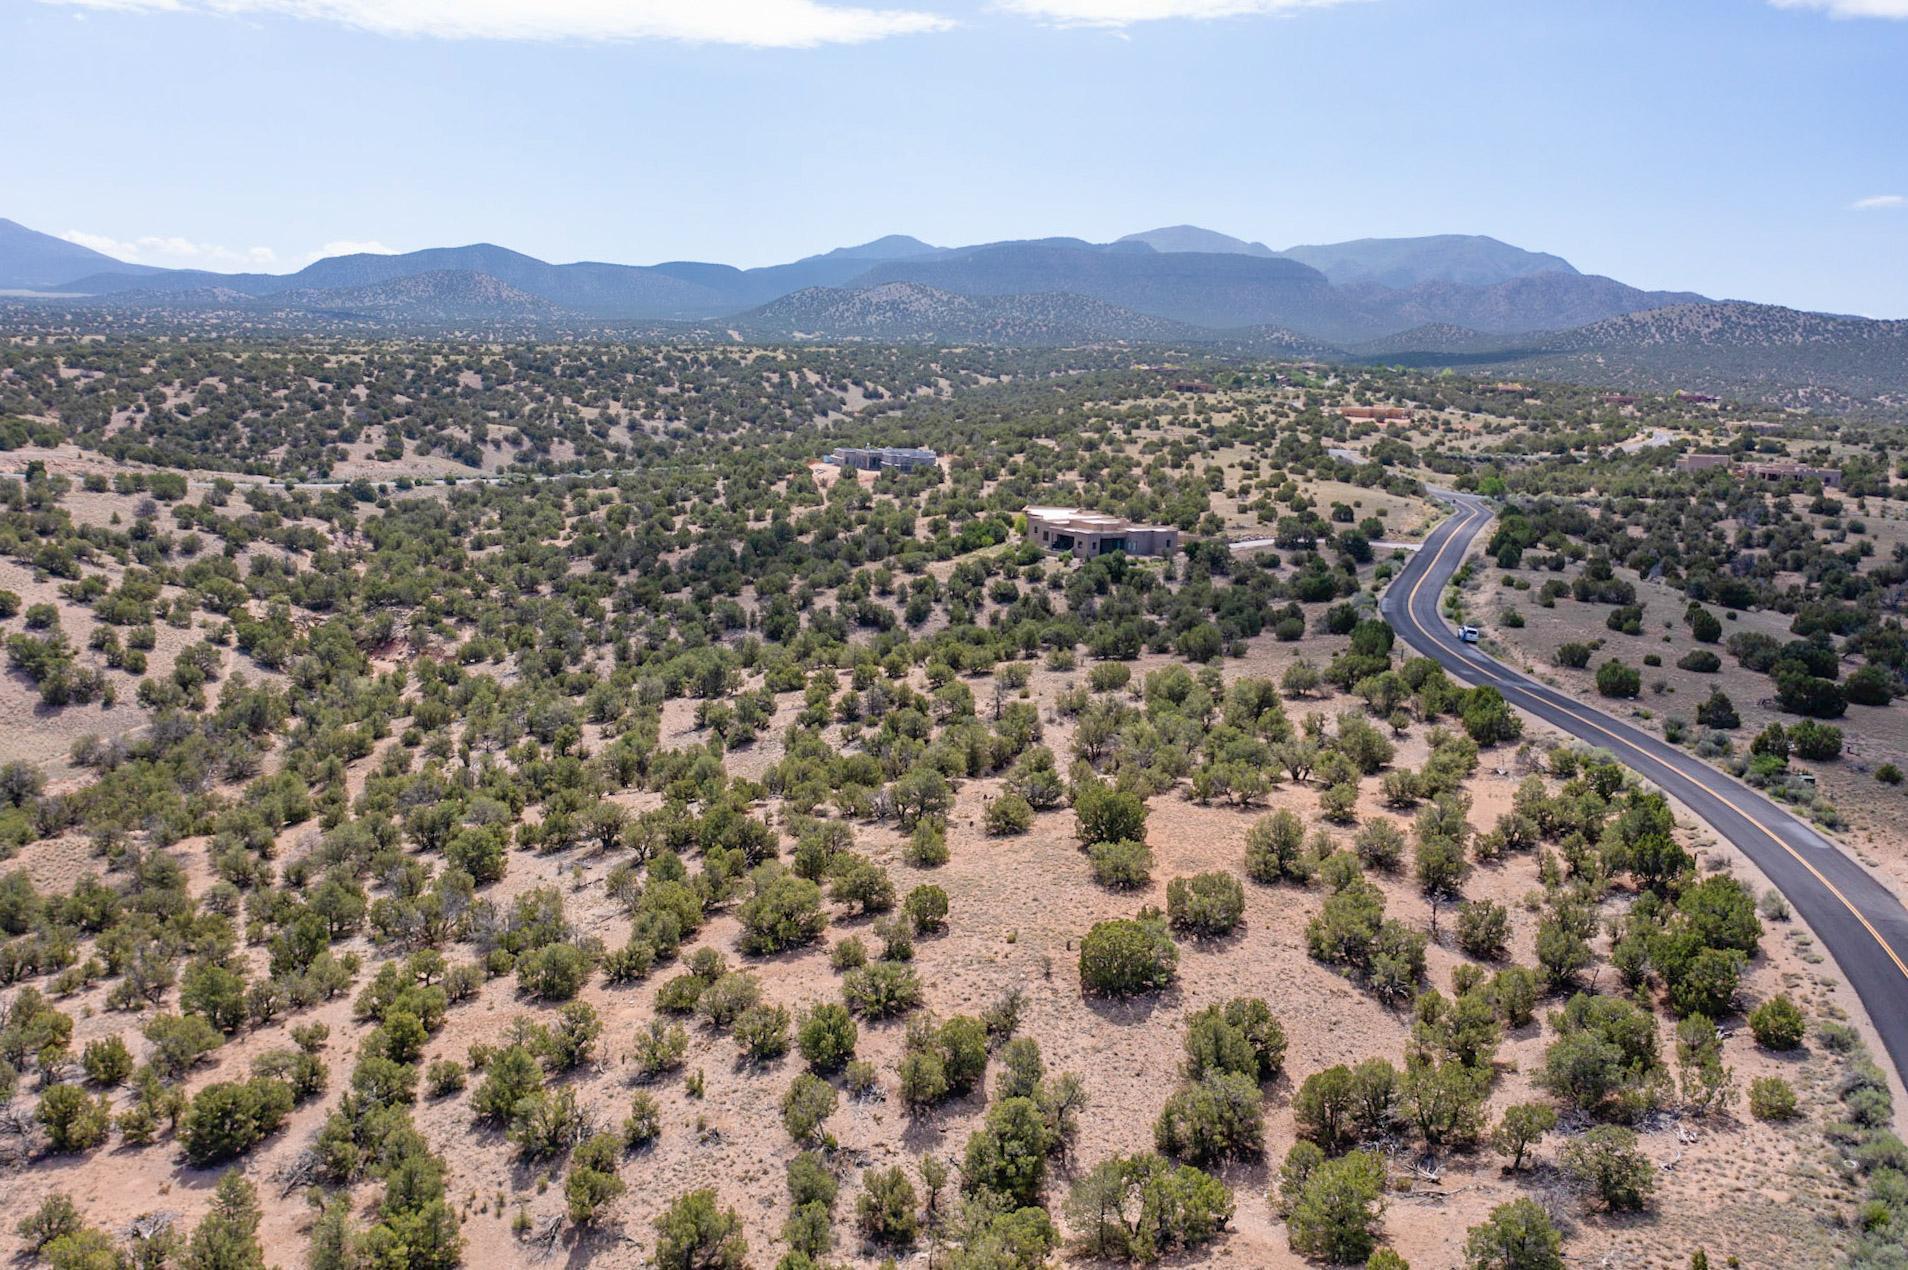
[0,216,1690,340]
[3,216,1904,411]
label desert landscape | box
[0,342,1902,1270]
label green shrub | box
[1561,1125,1654,1211]
[80,1036,133,1086]
[515,943,591,1001]
[1353,819,1406,872]
[1166,871,1245,938]
[737,870,827,955]
[1088,839,1154,890]
[1596,660,1641,699]
[37,1085,111,1153]
[1074,781,1149,846]
[472,1044,543,1123]
[856,1166,919,1247]
[16,1194,84,1251]
[985,794,1034,836]
[1748,1076,1799,1121]
[1154,1071,1264,1166]
[1749,995,1806,1050]
[1489,1102,1557,1171]
[696,973,763,1030]
[1064,1153,1233,1263]
[1183,997,1286,1083]
[903,884,949,934]
[1463,1197,1563,1270]
[652,1190,746,1269]
[1285,1149,1385,1263]
[842,962,923,1018]
[1695,689,1738,728]
[509,1086,587,1160]
[732,1004,791,1064]
[781,1073,838,1145]
[1079,913,1178,996]
[1554,642,1592,669]
[565,1134,625,1226]
[1455,900,1510,961]
[1790,720,1843,760]
[1245,809,1312,884]
[179,1077,294,1166]
[796,1003,858,1074]
[623,1091,661,1148]
[425,1059,467,1097]
[961,1095,1054,1208]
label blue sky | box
[2,0,1904,315]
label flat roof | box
[1024,506,1173,534]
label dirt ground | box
[0,629,1879,1268]
[1462,547,1908,899]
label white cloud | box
[1769,0,1908,17]
[994,0,1359,27]
[42,0,954,46]
[306,240,399,262]
[1850,194,1906,210]
[62,230,280,270]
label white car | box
[1457,625,1480,644]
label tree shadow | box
[1082,985,1180,1026]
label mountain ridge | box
[17,220,1648,340]
[0,219,164,290]
[11,216,1905,410]
[1281,233,1579,288]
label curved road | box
[1380,490,1908,1089]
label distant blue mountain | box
[0,218,163,290]
[8,216,1702,339]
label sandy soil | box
[0,633,1876,1268]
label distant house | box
[1337,405,1411,421]
[1023,506,1179,559]
[1602,393,1636,406]
[1678,452,1841,486]
[1735,460,1841,488]
[1675,390,1720,404]
[825,446,938,472]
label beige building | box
[1677,453,1841,487]
[1736,461,1841,487]
[1023,506,1180,559]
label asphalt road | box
[1379,490,1908,1089]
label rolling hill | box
[1339,272,1707,336]
[274,270,567,323]
[1352,301,1908,413]
[733,281,1223,345]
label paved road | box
[1381,490,1908,1089]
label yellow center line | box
[1400,500,1908,985]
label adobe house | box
[1734,460,1841,488]
[1023,506,1179,559]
